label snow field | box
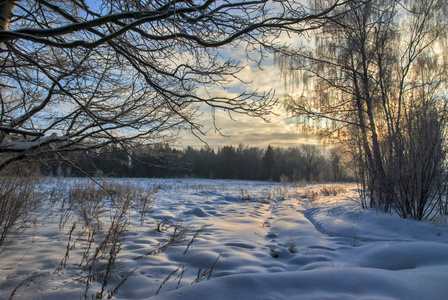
[1,178,448,299]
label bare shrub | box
[0,169,41,253]
[276,186,289,200]
[320,185,347,196]
[240,188,252,201]
[6,178,212,298]
[72,182,106,229]
[82,194,134,300]
[58,181,107,230]
[136,187,157,225]
[302,189,319,202]
[287,237,298,254]
[387,104,448,220]
[55,181,141,299]
[260,190,274,202]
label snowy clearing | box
[1,178,448,299]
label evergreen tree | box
[262,145,275,180]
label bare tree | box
[0,0,345,170]
[277,0,448,218]
[300,144,322,182]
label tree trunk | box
[0,0,16,30]
[0,0,17,47]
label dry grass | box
[240,188,252,201]
[0,171,41,254]
[156,264,187,295]
[191,253,221,284]
[6,178,218,299]
[302,189,319,202]
[54,181,157,299]
[320,185,347,196]
[287,237,298,254]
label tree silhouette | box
[278,0,448,218]
[262,145,275,180]
[0,0,344,171]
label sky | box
[176,46,319,150]
[49,1,319,151]
[45,1,319,151]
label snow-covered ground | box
[1,178,448,299]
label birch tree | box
[277,0,448,218]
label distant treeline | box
[41,144,353,182]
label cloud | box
[178,106,319,149]
[176,50,318,149]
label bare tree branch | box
[0,0,343,170]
